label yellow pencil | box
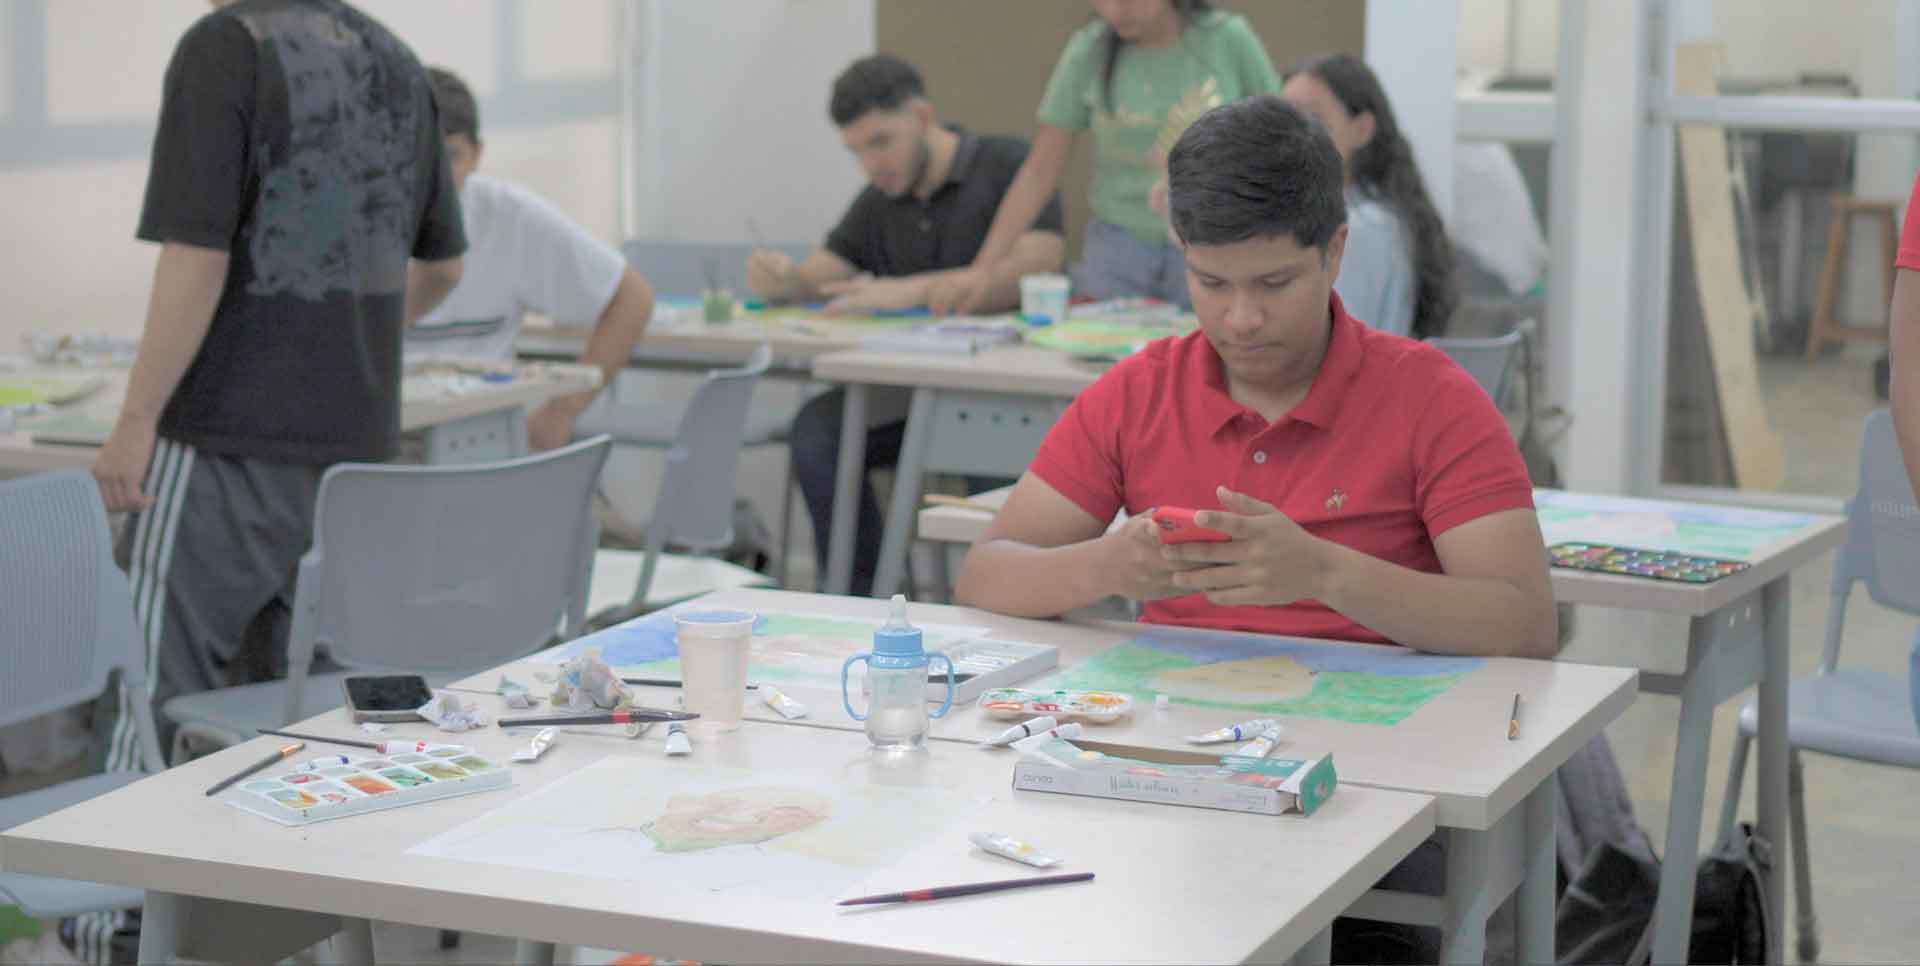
[1507,693,1522,741]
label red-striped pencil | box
[836,872,1093,906]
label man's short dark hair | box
[427,66,480,143]
[829,54,925,127]
[1168,95,1346,250]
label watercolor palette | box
[224,746,512,826]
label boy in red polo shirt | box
[954,95,1557,657]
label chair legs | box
[1788,751,1818,963]
[1715,730,1752,847]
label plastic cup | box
[1020,273,1071,326]
[702,288,735,323]
[676,610,754,732]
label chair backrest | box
[1822,410,1920,672]
[1426,328,1525,406]
[285,437,612,707]
[0,471,164,771]
[621,239,812,298]
[631,344,773,608]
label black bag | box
[1688,822,1773,965]
[1556,839,1660,964]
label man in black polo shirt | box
[747,53,1064,596]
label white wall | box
[627,0,872,246]
[0,0,623,352]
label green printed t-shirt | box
[1037,12,1279,245]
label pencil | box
[205,742,303,797]
[257,728,381,749]
[837,872,1093,906]
[620,677,758,691]
[1508,693,1522,741]
[497,708,698,728]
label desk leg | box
[824,384,868,595]
[515,938,558,965]
[1439,828,1493,965]
[136,891,186,963]
[332,918,375,966]
[1756,578,1791,966]
[1516,773,1559,966]
[872,388,934,599]
[1649,615,1723,965]
[1291,925,1333,966]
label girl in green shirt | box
[930,1,1278,313]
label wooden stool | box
[1805,193,1898,361]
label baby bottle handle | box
[841,653,871,721]
[927,652,956,719]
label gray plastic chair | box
[160,437,612,754]
[1426,326,1525,406]
[0,470,165,919]
[1715,410,1920,963]
[589,344,773,626]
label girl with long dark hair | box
[1283,54,1457,338]
[931,0,1279,313]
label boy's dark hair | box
[427,66,480,144]
[829,54,925,127]
[1167,95,1346,251]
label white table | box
[807,346,1103,598]
[461,587,1639,964]
[0,705,1436,965]
[0,361,602,476]
[918,487,1847,966]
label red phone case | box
[1151,506,1231,544]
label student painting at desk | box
[749,54,1066,597]
[89,0,465,789]
[954,96,1558,659]
[931,0,1280,313]
[404,67,656,451]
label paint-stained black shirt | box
[137,0,465,463]
[825,127,1064,278]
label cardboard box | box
[1010,739,1337,817]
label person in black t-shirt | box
[747,54,1065,597]
[90,0,465,774]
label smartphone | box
[1150,506,1231,544]
[341,674,434,722]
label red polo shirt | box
[1900,173,1920,270]
[1030,293,1535,644]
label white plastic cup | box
[675,610,754,733]
[1020,273,1071,326]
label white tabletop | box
[520,318,888,369]
[466,589,1637,830]
[919,487,1848,619]
[0,361,600,475]
[0,711,1434,965]
[810,345,1106,397]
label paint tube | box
[969,831,1063,869]
[1006,722,1082,760]
[373,740,461,756]
[980,715,1059,748]
[299,755,354,771]
[1185,718,1280,745]
[760,685,808,720]
[510,727,558,763]
[665,722,691,756]
[1232,727,1282,759]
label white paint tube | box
[510,727,558,763]
[1185,718,1280,745]
[664,722,691,756]
[969,831,1063,869]
[980,715,1059,748]
[760,685,808,720]
[1232,727,1282,759]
